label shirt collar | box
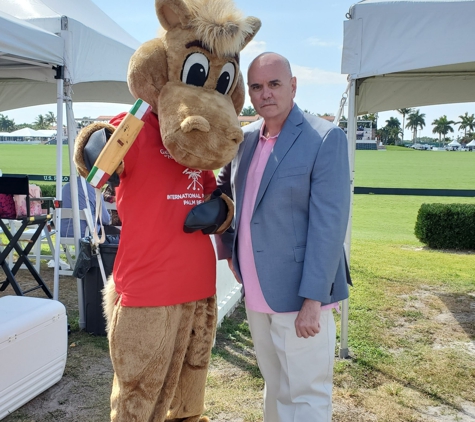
[259,124,280,141]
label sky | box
[3,0,475,139]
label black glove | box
[183,189,228,234]
[83,128,120,187]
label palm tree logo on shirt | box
[183,168,203,190]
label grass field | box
[1,143,474,421]
[0,144,70,177]
[1,143,475,189]
[354,147,475,189]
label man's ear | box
[155,0,192,30]
[291,76,297,97]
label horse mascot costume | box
[73,0,260,420]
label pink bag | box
[13,184,43,218]
[0,193,16,218]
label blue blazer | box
[216,105,351,312]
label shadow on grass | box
[344,354,475,418]
[213,302,262,380]
[436,292,475,339]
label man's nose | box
[261,86,272,99]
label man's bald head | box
[248,52,293,78]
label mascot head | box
[127,0,261,170]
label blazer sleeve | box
[213,162,234,260]
[298,126,350,303]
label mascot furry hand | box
[73,0,260,421]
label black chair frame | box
[0,175,53,297]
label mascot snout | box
[158,82,245,170]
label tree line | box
[0,112,57,132]
[241,106,475,145]
[362,109,475,145]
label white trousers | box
[246,308,336,422]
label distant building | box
[239,115,261,127]
[95,115,116,122]
[319,115,335,123]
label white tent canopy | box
[339,0,475,358]
[342,0,475,115]
[9,128,50,137]
[0,0,139,111]
[0,8,63,69]
[447,139,461,146]
[466,139,475,146]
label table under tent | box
[339,0,475,357]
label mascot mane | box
[157,0,255,58]
[188,0,255,57]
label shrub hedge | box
[37,183,57,211]
[414,203,475,250]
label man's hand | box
[295,299,322,338]
[227,257,241,284]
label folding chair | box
[0,175,53,297]
[53,208,91,276]
[6,220,56,274]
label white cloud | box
[241,40,267,58]
[306,37,341,49]
[292,65,347,85]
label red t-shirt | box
[110,111,217,307]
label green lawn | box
[0,144,70,176]
[354,148,475,189]
[1,144,475,190]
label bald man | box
[215,52,351,421]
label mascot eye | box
[216,62,235,95]
[182,53,209,87]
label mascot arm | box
[184,189,234,235]
[73,122,123,187]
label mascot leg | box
[107,296,217,422]
[166,296,217,422]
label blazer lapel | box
[234,127,261,228]
[253,107,303,213]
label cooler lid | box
[0,296,66,345]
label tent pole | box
[53,69,64,300]
[340,78,357,359]
[64,81,85,329]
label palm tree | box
[432,115,455,145]
[240,106,256,116]
[34,114,48,130]
[44,111,57,128]
[406,110,426,143]
[384,117,401,145]
[457,112,475,137]
[359,113,378,129]
[0,114,15,132]
[397,108,413,142]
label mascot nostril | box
[181,116,211,133]
[226,127,244,144]
[73,0,261,420]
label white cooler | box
[0,296,67,420]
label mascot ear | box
[240,17,261,50]
[155,0,192,30]
[127,38,168,114]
